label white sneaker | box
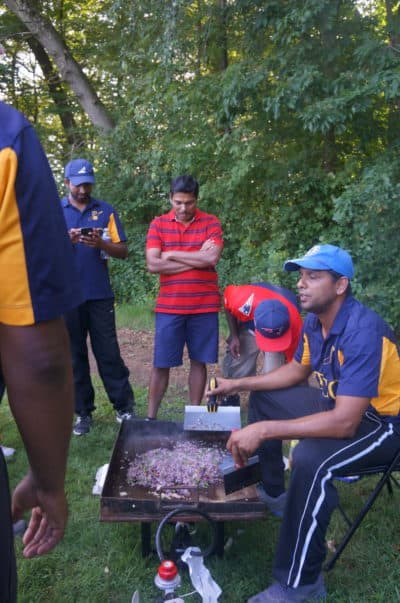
[1,445,15,459]
[115,410,134,424]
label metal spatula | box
[183,376,241,431]
[220,454,262,494]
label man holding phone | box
[62,159,135,435]
[80,227,94,236]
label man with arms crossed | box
[146,175,223,419]
[209,244,400,603]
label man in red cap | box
[222,283,303,405]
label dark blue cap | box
[254,299,291,353]
[64,159,95,185]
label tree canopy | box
[1,0,400,328]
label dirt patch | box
[88,328,258,412]
[89,327,226,392]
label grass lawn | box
[1,307,400,601]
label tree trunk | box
[385,0,400,145]
[3,0,115,131]
[26,36,86,149]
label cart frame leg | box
[215,522,224,557]
[140,522,152,557]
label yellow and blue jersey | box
[295,296,400,416]
[61,196,127,301]
[0,102,82,325]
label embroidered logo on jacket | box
[238,293,254,317]
[91,210,103,221]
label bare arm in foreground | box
[0,318,74,558]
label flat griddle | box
[100,419,266,523]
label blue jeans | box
[64,299,134,416]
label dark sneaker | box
[73,415,92,436]
[247,574,326,602]
[116,410,134,424]
[256,484,287,518]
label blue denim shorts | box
[153,312,219,368]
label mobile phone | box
[81,227,93,236]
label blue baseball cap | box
[254,299,292,353]
[284,244,354,279]
[64,159,95,185]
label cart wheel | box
[155,508,218,561]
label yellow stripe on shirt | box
[0,148,34,325]
[370,336,400,416]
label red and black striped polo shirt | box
[146,208,223,314]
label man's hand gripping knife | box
[207,376,218,412]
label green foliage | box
[332,145,400,329]
[1,0,400,321]
[108,226,157,303]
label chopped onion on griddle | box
[127,441,224,492]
